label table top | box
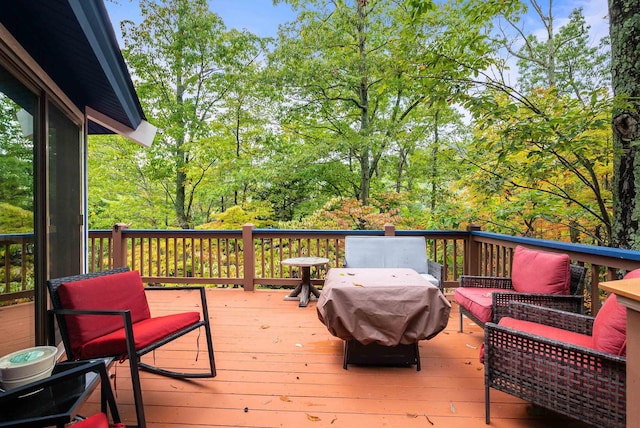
[0,358,113,427]
[317,268,451,346]
[600,277,640,306]
[281,256,330,267]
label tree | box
[270,0,475,207]
[609,0,640,249]
[87,135,173,229]
[456,4,613,244]
[0,95,33,213]
[121,0,264,228]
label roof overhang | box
[0,0,155,147]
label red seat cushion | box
[479,317,593,364]
[77,311,201,360]
[72,413,109,428]
[498,317,594,349]
[511,246,570,294]
[454,288,514,324]
[57,270,152,358]
[72,413,125,428]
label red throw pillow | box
[510,246,570,294]
[590,269,640,356]
[57,270,151,356]
[592,293,626,356]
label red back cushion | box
[590,268,640,356]
[511,246,570,294]
[592,293,627,356]
[57,270,151,356]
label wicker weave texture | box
[493,293,584,323]
[485,305,626,428]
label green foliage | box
[82,0,618,246]
[0,94,33,213]
[199,203,276,229]
[0,202,33,233]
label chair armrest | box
[427,260,443,290]
[492,293,584,323]
[485,321,626,380]
[50,309,136,361]
[506,302,594,335]
[52,308,131,317]
[459,275,514,290]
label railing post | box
[384,223,396,236]
[242,223,255,291]
[466,224,482,276]
[112,223,129,268]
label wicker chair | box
[457,264,586,332]
[484,302,626,427]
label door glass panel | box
[47,102,82,280]
[0,65,37,356]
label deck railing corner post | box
[242,223,255,291]
[384,223,396,236]
[112,223,129,269]
[466,224,482,276]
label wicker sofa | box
[455,246,586,331]
[484,300,627,427]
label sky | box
[104,0,610,45]
[105,0,297,40]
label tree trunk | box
[174,49,190,229]
[609,0,640,249]
[356,0,371,206]
[430,110,440,211]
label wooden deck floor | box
[70,288,593,428]
[4,289,593,428]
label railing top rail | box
[120,229,242,236]
[472,231,640,262]
[251,229,468,236]
[0,233,34,241]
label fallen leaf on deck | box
[424,412,434,425]
[331,416,338,424]
[306,414,321,421]
[466,343,477,349]
[295,343,303,347]
[352,282,363,286]
[406,413,419,418]
[261,325,270,329]
[280,395,292,402]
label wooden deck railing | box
[4,223,640,313]
[0,233,34,302]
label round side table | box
[280,257,330,307]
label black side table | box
[0,358,122,428]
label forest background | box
[2,0,616,246]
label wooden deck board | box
[5,289,593,427]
